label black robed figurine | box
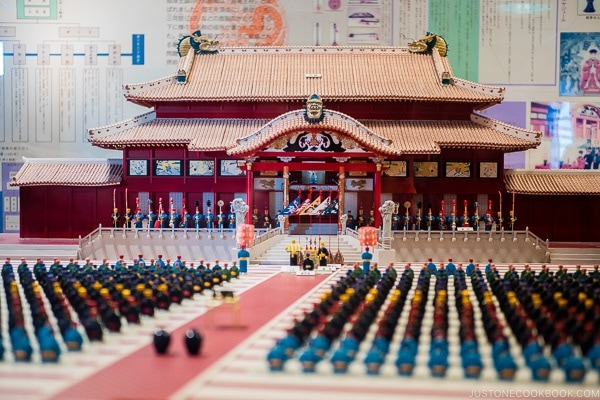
[153,329,171,355]
[184,329,203,356]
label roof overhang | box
[505,169,600,195]
[10,158,123,187]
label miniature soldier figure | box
[484,210,494,231]
[285,239,302,266]
[238,245,249,273]
[425,206,434,231]
[228,209,236,229]
[205,208,214,229]
[193,201,203,229]
[346,210,356,230]
[263,208,272,229]
[134,207,144,229]
[169,207,180,228]
[368,209,376,227]
[362,246,373,275]
[392,212,401,230]
[277,213,285,234]
[111,207,121,228]
[302,252,315,271]
[414,205,422,230]
[159,207,169,229]
[317,241,329,267]
[471,202,480,231]
[460,210,469,228]
[402,211,412,231]
[252,208,260,228]
[357,207,365,227]
[217,209,226,229]
[124,207,133,228]
[496,211,504,231]
[147,207,157,229]
[508,210,517,231]
[180,202,191,228]
[437,211,446,231]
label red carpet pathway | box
[53,273,328,400]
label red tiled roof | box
[504,169,600,195]
[10,158,122,187]
[124,46,505,105]
[89,111,540,154]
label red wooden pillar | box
[374,162,382,227]
[245,161,253,224]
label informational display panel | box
[0,0,597,171]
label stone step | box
[253,235,363,265]
[0,244,79,261]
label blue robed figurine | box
[437,211,446,230]
[402,212,412,231]
[169,207,180,228]
[193,201,203,229]
[205,208,214,229]
[147,204,157,229]
[217,210,226,229]
[471,202,480,231]
[483,199,494,231]
[134,207,144,229]
[424,206,434,231]
[362,246,373,275]
[238,245,249,274]
[227,211,236,229]
[180,200,191,228]
[157,199,169,228]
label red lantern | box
[359,226,378,246]
[236,223,255,247]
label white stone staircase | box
[548,244,600,265]
[251,234,363,265]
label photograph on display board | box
[413,161,438,177]
[219,160,245,176]
[444,162,471,178]
[128,159,149,176]
[154,160,182,176]
[479,162,498,178]
[382,161,408,177]
[188,160,214,176]
[530,101,600,169]
[559,32,600,96]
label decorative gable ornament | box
[177,30,220,57]
[304,94,326,124]
[407,32,448,57]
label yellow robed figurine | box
[285,239,302,266]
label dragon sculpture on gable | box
[177,30,220,57]
[407,32,448,57]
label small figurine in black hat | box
[153,329,171,355]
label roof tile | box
[11,158,122,187]
[504,169,600,195]
[125,46,504,104]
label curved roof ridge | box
[453,77,505,98]
[227,109,397,156]
[124,75,175,95]
[219,45,412,53]
[11,158,123,187]
[505,169,600,195]
[89,111,156,140]
[471,113,540,143]
[22,157,121,165]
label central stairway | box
[252,234,363,265]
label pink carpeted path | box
[52,273,328,400]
